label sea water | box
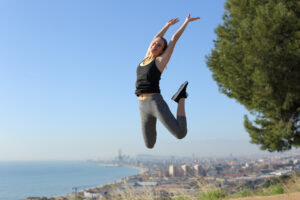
[0,161,139,200]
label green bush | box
[269,184,284,195]
[279,175,291,183]
[200,189,226,200]
[263,177,280,188]
[255,183,285,197]
[255,189,266,196]
[239,189,253,197]
[174,197,191,200]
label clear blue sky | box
[0,0,271,161]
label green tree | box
[206,0,300,151]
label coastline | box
[119,164,148,174]
[97,163,148,175]
[58,163,148,199]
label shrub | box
[269,184,284,195]
[239,189,253,197]
[200,189,226,200]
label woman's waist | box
[135,86,160,98]
[138,93,159,100]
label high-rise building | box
[181,165,188,176]
[194,165,206,176]
[169,165,175,176]
[169,164,184,177]
[181,165,194,176]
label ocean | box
[0,161,140,200]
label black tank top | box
[135,59,161,96]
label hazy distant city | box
[27,150,300,200]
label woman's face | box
[150,37,165,56]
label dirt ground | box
[226,192,300,200]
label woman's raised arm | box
[145,18,179,58]
[156,14,200,72]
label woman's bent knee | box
[176,130,187,139]
[145,142,155,149]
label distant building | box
[176,166,183,177]
[83,191,101,199]
[154,185,185,193]
[136,181,158,187]
[295,165,300,172]
[242,163,249,169]
[158,168,170,177]
[181,165,190,176]
[158,169,163,178]
[194,165,206,176]
[293,159,299,165]
[260,169,272,174]
[207,169,218,177]
[223,173,245,177]
[258,159,265,163]
[164,168,169,177]
[169,165,181,177]
[270,170,291,176]
[169,165,176,176]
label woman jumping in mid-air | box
[135,14,200,148]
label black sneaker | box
[171,81,188,103]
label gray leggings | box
[139,94,187,148]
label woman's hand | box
[167,18,180,26]
[185,14,200,23]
